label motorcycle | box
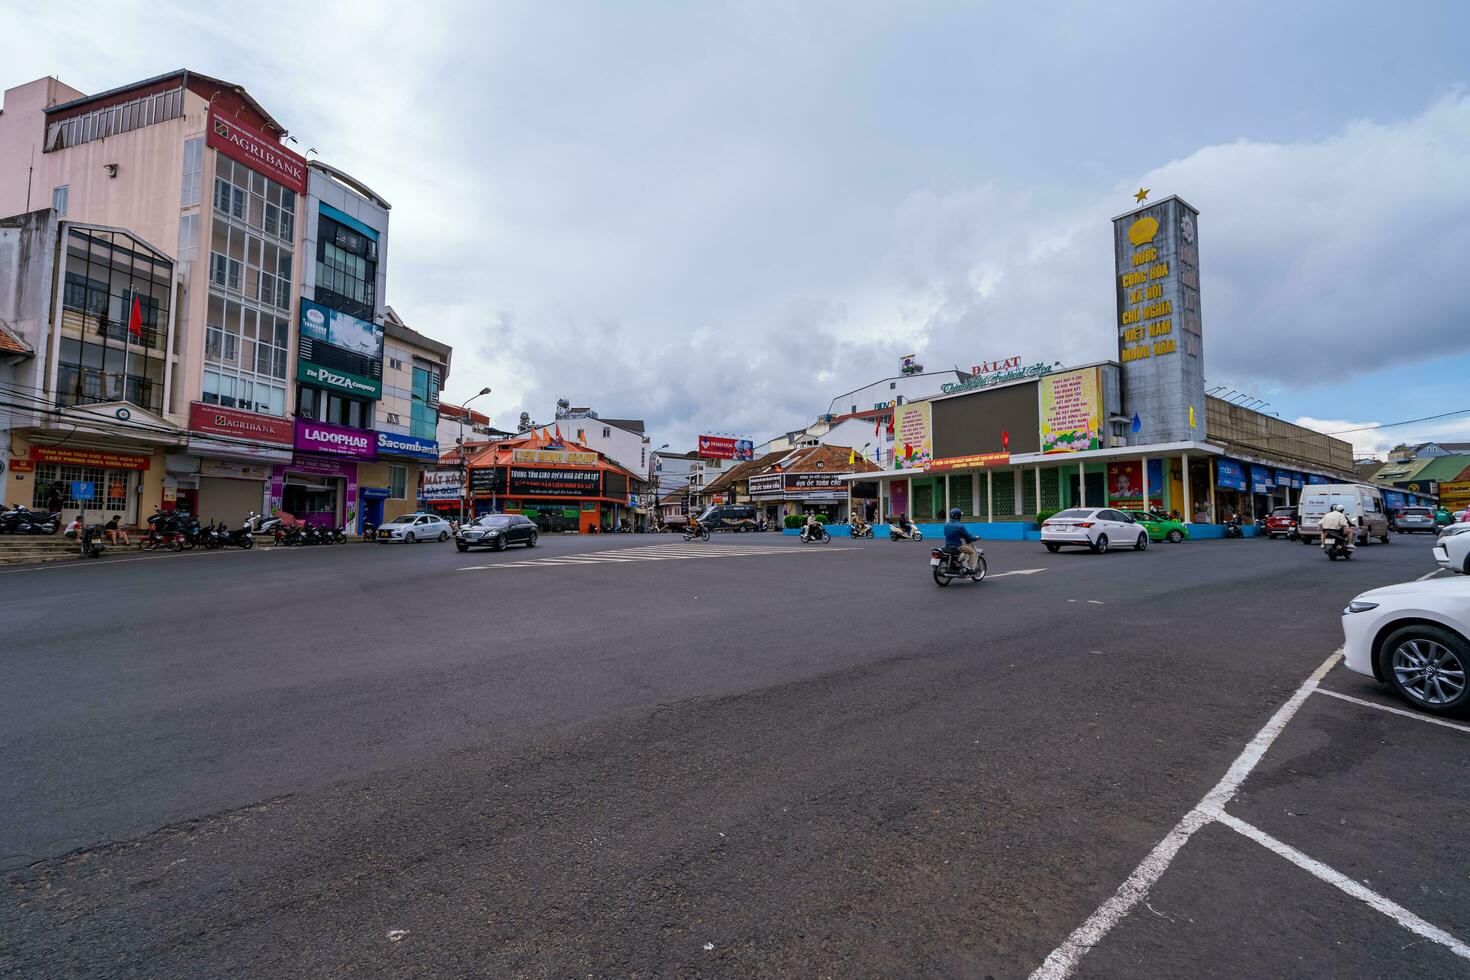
[78,522,106,559]
[1322,527,1354,561]
[330,524,348,544]
[242,511,282,537]
[799,524,831,544]
[682,525,711,542]
[1,505,61,535]
[849,523,874,539]
[361,522,377,542]
[889,523,923,542]
[931,545,987,586]
[1223,515,1244,539]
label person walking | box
[46,483,64,515]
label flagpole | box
[122,285,131,405]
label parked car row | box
[1040,508,1182,554]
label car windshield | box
[1271,507,1294,517]
[1052,509,1092,520]
[697,508,717,521]
[477,516,512,526]
[385,517,416,525]
[1403,508,1431,516]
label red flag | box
[886,415,894,435]
[127,293,143,339]
[1001,430,1009,450]
[904,443,914,459]
[554,424,563,441]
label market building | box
[744,444,881,525]
[835,195,1400,536]
[462,429,646,533]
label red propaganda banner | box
[926,452,1010,472]
[31,446,151,470]
[188,402,294,446]
[697,435,754,460]
[207,110,307,195]
[8,458,35,472]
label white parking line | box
[1029,650,1342,980]
[1215,811,1470,962]
[457,543,850,572]
[1315,688,1470,734]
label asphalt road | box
[1,530,1462,977]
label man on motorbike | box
[944,508,979,571]
[803,513,822,540]
[895,512,914,536]
[1320,502,1355,550]
[851,511,869,535]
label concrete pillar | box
[1078,461,1086,507]
[1208,459,1217,521]
[986,469,993,520]
[1141,455,1150,513]
[907,476,913,521]
[1034,466,1042,515]
[944,473,951,516]
[1182,452,1192,521]
[972,471,981,517]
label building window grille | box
[44,87,183,153]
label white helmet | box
[1331,503,1345,512]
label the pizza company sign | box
[207,110,307,195]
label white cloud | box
[1294,414,1470,459]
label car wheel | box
[1380,533,1391,544]
[493,537,507,552]
[1092,533,1109,554]
[526,533,538,548]
[1379,625,1469,716]
[1134,533,1148,551]
[438,531,448,542]
[405,532,416,543]
[456,544,469,553]
[1045,543,1061,553]
[1166,529,1183,543]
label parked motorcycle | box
[242,511,282,537]
[849,523,874,539]
[222,521,255,548]
[930,545,987,586]
[889,523,923,542]
[799,524,832,544]
[78,522,106,559]
[1223,515,1244,539]
[330,524,348,544]
[1322,527,1354,561]
[1,505,61,535]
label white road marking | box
[1029,649,1343,980]
[1215,811,1470,963]
[987,568,1048,578]
[1086,600,1105,605]
[1415,568,1447,581]
[1315,688,1470,735]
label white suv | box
[1041,508,1150,554]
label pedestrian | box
[46,483,64,514]
[104,514,130,546]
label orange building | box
[460,429,645,533]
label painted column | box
[878,478,886,522]
[971,471,981,517]
[1140,455,1150,512]
[1182,452,1192,521]
[1078,461,1086,508]
[1034,466,1042,515]
[1208,459,1217,522]
[986,469,993,521]
[944,474,951,515]
[907,476,913,521]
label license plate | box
[378,531,391,539]
[930,557,941,566]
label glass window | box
[388,465,407,500]
[180,137,202,206]
[52,185,68,216]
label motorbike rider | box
[895,512,914,536]
[803,513,823,539]
[1320,502,1355,550]
[851,511,869,535]
[944,508,979,571]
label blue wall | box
[784,521,1254,541]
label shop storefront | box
[268,419,374,528]
[357,430,440,531]
[465,436,643,533]
[22,444,151,525]
[183,402,294,522]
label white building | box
[553,403,651,476]
[825,369,966,418]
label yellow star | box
[1134,187,1150,203]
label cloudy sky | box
[5,1,1468,456]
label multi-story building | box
[552,402,650,476]
[360,306,450,526]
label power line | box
[1318,409,1470,437]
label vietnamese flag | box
[1002,430,1009,451]
[128,293,143,339]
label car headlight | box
[1344,599,1380,614]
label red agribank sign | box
[188,402,294,446]
[207,110,307,195]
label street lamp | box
[458,386,491,524]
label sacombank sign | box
[206,110,307,195]
[294,419,376,459]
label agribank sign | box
[207,110,307,195]
[294,419,376,459]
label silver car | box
[376,513,451,543]
[1393,506,1437,534]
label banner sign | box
[31,446,150,470]
[294,419,376,459]
[1107,459,1165,506]
[1216,459,1246,490]
[188,401,293,446]
[1395,479,1439,496]
[511,448,598,466]
[1307,473,1330,485]
[207,110,307,195]
[421,470,462,500]
[1250,465,1274,493]
[697,435,754,460]
[1274,468,1294,489]
[940,361,1057,395]
[748,473,785,495]
[297,360,382,400]
[376,431,439,460]
[200,460,271,481]
[1040,368,1102,453]
[300,298,384,360]
[1383,491,1405,510]
[892,402,933,467]
[507,467,601,497]
[1440,481,1470,511]
[926,452,1010,472]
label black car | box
[697,504,759,532]
[456,514,539,552]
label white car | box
[1040,507,1150,554]
[1341,577,1470,716]
[376,513,451,543]
[1432,523,1470,575]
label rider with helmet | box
[944,508,979,570]
[1320,502,1355,550]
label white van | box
[1297,484,1390,544]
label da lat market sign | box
[1040,367,1102,454]
[940,359,1060,395]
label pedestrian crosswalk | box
[458,541,851,571]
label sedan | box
[1392,506,1437,534]
[377,513,451,543]
[1342,576,1470,715]
[1119,509,1191,544]
[1433,523,1470,575]
[456,514,539,552]
[1041,507,1150,554]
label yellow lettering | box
[1131,247,1158,267]
[1148,319,1172,337]
[1152,338,1177,356]
[1120,271,1147,288]
[1145,283,1163,300]
[1121,308,1141,325]
[1148,262,1170,280]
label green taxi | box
[1120,510,1191,544]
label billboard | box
[1040,368,1101,453]
[301,298,384,360]
[933,381,1040,458]
[296,360,382,400]
[1441,481,1470,511]
[697,435,754,460]
[293,419,376,459]
[421,471,462,500]
[376,431,439,460]
[892,401,933,468]
[511,448,599,466]
[507,467,601,497]
[1107,459,1165,507]
[188,402,293,446]
[207,110,307,195]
